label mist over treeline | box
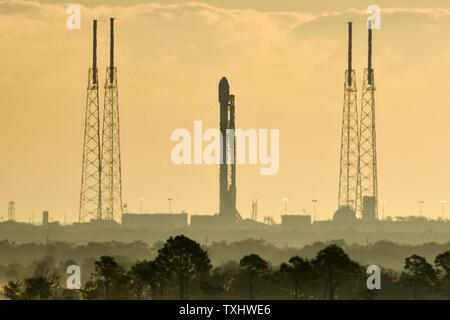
[1,216,450,246]
[0,238,449,282]
[1,236,449,300]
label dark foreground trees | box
[81,235,211,300]
[239,254,269,300]
[279,256,316,300]
[400,254,437,299]
[434,250,450,298]
[2,235,450,300]
[93,256,123,300]
[129,260,154,299]
[1,256,60,300]
[3,280,21,300]
[127,258,168,300]
[312,244,363,300]
[157,235,212,300]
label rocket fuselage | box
[218,77,239,221]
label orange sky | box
[2,0,450,223]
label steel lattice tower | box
[338,22,360,213]
[218,77,241,222]
[79,20,102,222]
[357,27,378,220]
[101,18,123,221]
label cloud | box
[382,7,450,17]
[2,0,450,35]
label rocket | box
[218,77,240,221]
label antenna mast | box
[358,26,378,221]
[101,17,124,222]
[79,20,102,222]
[338,22,360,214]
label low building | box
[122,213,188,230]
[190,214,223,229]
[190,214,267,230]
[281,215,311,228]
[72,219,120,229]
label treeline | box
[1,238,450,272]
[0,240,151,266]
[1,235,450,300]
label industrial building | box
[122,213,188,230]
[281,215,311,229]
[190,214,223,229]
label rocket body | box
[218,77,239,221]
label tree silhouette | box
[129,259,167,300]
[154,256,171,300]
[81,278,104,300]
[199,279,224,299]
[94,256,123,300]
[129,260,149,299]
[400,254,436,300]
[6,234,450,300]
[114,272,132,299]
[312,244,361,300]
[434,251,450,299]
[239,254,269,300]
[22,276,55,300]
[157,235,212,300]
[2,280,22,300]
[33,256,59,288]
[202,262,237,299]
[280,256,316,300]
[16,256,61,300]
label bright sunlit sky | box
[2,0,450,223]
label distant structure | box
[263,216,276,225]
[122,213,187,229]
[42,211,49,225]
[251,200,258,221]
[79,20,102,223]
[418,201,424,216]
[281,215,311,228]
[218,77,241,222]
[312,199,318,221]
[101,18,124,222]
[358,26,378,221]
[7,201,15,221]
[337,22,359,217]
[191,214,222,229]
[333,206,357,223]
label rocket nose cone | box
[219,77,229,103]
